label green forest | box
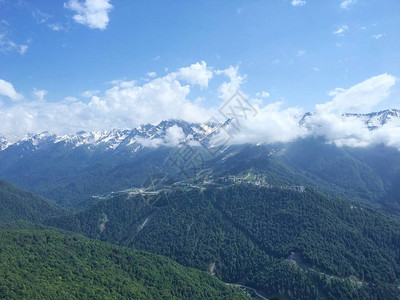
[0,229,249,300]
[47,185,400,299]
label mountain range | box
[1,109,399,152]
[0,109,399,211]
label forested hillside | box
[0,180,65,223]
[48,185,400,299]
[0,229,249,300]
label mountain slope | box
[0,180,65,223]
[47,185,400,299]
[0,229,249,300]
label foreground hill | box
[0,180,65,223]
[0,229,249,300]
[48,185,400,299]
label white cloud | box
[341,0,356,9]
[164,125,185,146]
[372,34,383,40]
[108,79,136,88]
[0,63,399,150]
[32,9,53,24]
[147,72,157,78]
[64,0,113,30]
[228,102,308,145]
[0,34,28,55]
[0,62,215,140]
[296,74,400,148]
[0,79,23,101]
[215,66,246,101]
[303,111,400,148]
[297,50,306,57]
[291,0,306,6]
[81,90,100,98]
[256,91,270,98]
[176,61,213,89]
[48,24,64,31]
[19,45,28,55]
[65,96,78,102]
[33,89,48,102]
[333,25,348,35]
[136,125,186,148]
[316,74,396,114]
[222,73,400,148]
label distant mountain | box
[1,111,400,209]
[0,119,222,152]
[300,109,400,131]
[47,185,400,299]
[0,137,10,151]
[0,229,248,300]
[0,180,65,223]
[345,109,400,130]
[1,109,399,152]
[0,120,228,208]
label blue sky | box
[0,0,399,143]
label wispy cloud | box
[33,89,48,102]
[341,0,356,9]
[81,90,100,98]
[0,34,28,55]
[0,79,23,101]
[256,91,270,98]
[291,0,306,6]
[297,50,306,57]
[48,24,64,31]
[372,34,383,40]
[32,9,53,24]
[333,25,349,35]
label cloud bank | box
[0,61,399,149]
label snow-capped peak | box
[0,137,10,151]
[0,120,225,152]
[344,109,400,130]
[300,109,400,131]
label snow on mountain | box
[0,120,224,152]
[0,138,10,151]
[344,109,400,130]
[300,109,400,131]
[1,109,399,152]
